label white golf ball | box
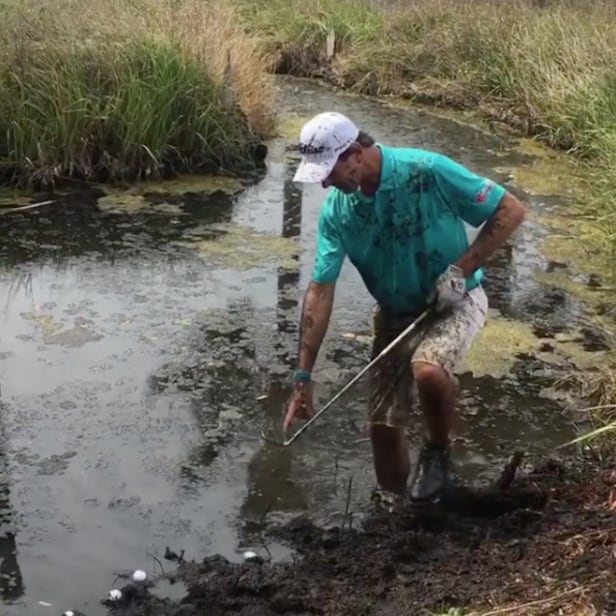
[108,588,122,601]
[243,550,258,560]
[64,611,75,616]
[132,569,147,582]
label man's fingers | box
[282,401,313,432]
[283,407,294,432]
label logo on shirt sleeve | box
[475,180,495,204]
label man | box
[283,111,526,511]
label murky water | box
[0,77,597,615]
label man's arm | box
[455,192,527,278]
[297,281,336,374]
[430,153,527,277]
[296,197,345,376]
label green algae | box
[177,222,302,270]
[20,312,103,347]
[0,188,38,208]
[458,310,541,378]
[457,309,607,378]
[494,138,586,198]
[133,175,244,195]
[96,174,245,214]
[277,115,311,141]
[97,193,184,215]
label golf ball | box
[64,612,75,616]
[243,550,258,560]
[108,589,122,601]
[132,569,147,582]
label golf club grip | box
[284,309,430,443]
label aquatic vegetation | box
[176,222,302,270]
[95,174,244,213]
[458,312,541,379]
[0,0,276,188]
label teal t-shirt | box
[312,145,506,315]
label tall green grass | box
[237,0,616,151]
[0,0,277,188]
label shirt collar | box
[375,144,397,192]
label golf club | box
[260,308,431,447]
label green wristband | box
[293,369,311,383]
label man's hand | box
[282,280,335,432]
[429,264,466,312]
[283,382,314,431]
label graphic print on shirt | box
[311,145,507,315]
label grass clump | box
[0,0,277,188]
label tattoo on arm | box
[297,282,335,372]
[456,193,526,278]
[299,313,314,355]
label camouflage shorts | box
[368,285,488,429]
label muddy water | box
[0,77,600,615]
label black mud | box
[102,456,616,616]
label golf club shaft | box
[280,308,430,446]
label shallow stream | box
[0,77,606,615]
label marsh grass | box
[237,0,616,149]
[0,0,276,188]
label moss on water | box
[494,138,587,198]
[457,309,608,378]
[532,202,615,289]
[178,222,302,269]
[96,175,245,213]
[532,270,610,311]
[458,311,541,378]
[20,312,103,347]
[277,115,311,141]
[0,190,34,208]
[132,175,244,196]
[552,340,609,371]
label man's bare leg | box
[369,423,410,495]
[408,360,456,503]
[412,361,457,446]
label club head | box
[259,429,291,447]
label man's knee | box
[368,422,404,443]
[412,361,451,391]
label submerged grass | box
[0,0,277,188]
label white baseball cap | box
[293,112,360,183]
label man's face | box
[321,145,363,193]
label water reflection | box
[275,169,302,340]
[0,407,24,603]
[238,159,308,532]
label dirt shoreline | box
[102,454,616,616]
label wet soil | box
[104,456,616,616]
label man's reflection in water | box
[275,169,303,338]
[0,411,24,603]
[239,170,308,531]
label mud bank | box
[103,456,616,616]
